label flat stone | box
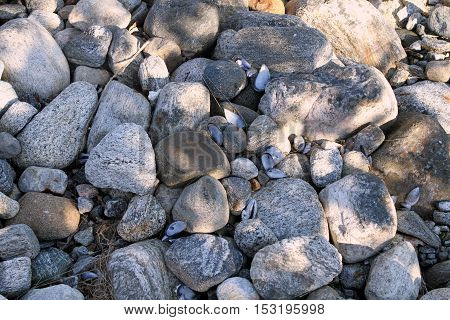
[18,166,68,195]
[0,257,31,298]
[107,239,178,299]
[118,194,166,242]
[254,178,328,240]
[0,101,37,136]
[14,82,98,169]
[31,247,72,284]
[28,10,64,35]
[342,151,370,176]
[0,132,21,159]
[231,158,258,180]
[138,56,169,92]
[0,224,40,260]
[310,148,343,188]
[142,37,182,72]
[234,218,278,257]
[222,9,305,31]
[73,66,110,87]
[54,28,82,49]
[221,177,251,213]
[420,288,450,300]
[173,176,229,233]
[217,277,260,300]
[0,81,18,116]
[155,131,231,188]
[0,159,14,194]
[421,36,450,53]
[250,236,342,299]
[85,123,158,195]
[170,58,213,83]
[22,284,84,300]
[397,210,441,248]
[0,191,19,219]
[247,115,291,154]
[365,241,421,300]
[203,60,247,101]
[424,260,450,288]
[5,192,80,241]
[428,6,450,39]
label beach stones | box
[18,166,68,195]
[0,101,37,136]
[138,56,169,92]
[234,218,278,257]
[246,115,291,154]
[22,285,84,300]
[0,192,19,219]
[0,132,20,159]
[203,60,247,101]
[420,288,450,300]
[31,248,72,284]
[217,277,260,300]
[428,5,450,39]
[397,210,441,248]
[424,260,450,289]
[0,257,31,298]
[310,148,343,188]
[0,224,40,260]
[0,159,14,194]
[221,177,251,213]
[0,81,18,117]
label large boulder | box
[0,19,70,104]
[258,62,398,141]
[287,0,406,73]
[371,112,450,218]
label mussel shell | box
[266,168,287,179]
[208,123,224,146]
[224,108,246,129]
[165,221,187,237]
[253,64,271,92]
[264,146,284,166]
[261,153,274,171]
[401,187,420,209]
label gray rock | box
[73,66,110,87]
[165,234,243,292]
[18,166,68,195]
[433,211,450,227]
[234,218,278,257]
[365,241,421,300]
[319,173,397,263]
[138,56,169,92]
[395,81,450,133]
[247,115,291,154]
[28,10,64,35]
[250,236,342,299]
[149,82,210,143]
[173,176,229,233]
[22,284,84,300]
[217,277,260,300]
[68,0,131,30]
[347,124,385,156]
[340,263,370,290]
[222,124,247,155]
[0,81,18,116]
[424,260,450,288]
[77,197,94,214]
[0,191,19,219]
[254,178,328,240]
[421,36,450,53]
[142,37,182,73]
[275,153,310,181]
[74,227,94,246]
[144,0,219,56]
[86,123,158,195]
[310,148,343,188]
[0,257,31,298]
[214,25,333,74]
[14,82,98,169]
[203,0,248,29]
[420,288,450,300]
[342,151,370,176]
[0,19,70,104]
[154,184,182,214]
[307,286,343,300]
[63,26,112,68]
[108,239,178,299]
[259,63,397,141]
[0,224,40,260]
[0,159,14,194]
[221,177,251,213]
[231,158,258,180]
[25,0,58,12]
[0,4,26,20]
[428,5,450,39]
[0,101,37,136]
[118,194,166,242]
[222,9,305,31]
[76,184,99,199]
[0,132,21,159]
[397,210,441,248]
[103,197,128,218]
[425,60,450,83]
[87,81,150,151]
[0,294,6,300]
[203,60,247,101]
[118,0,141,12]
[170,58,213,83]
[54,28,82,49]
[31,248,72,285]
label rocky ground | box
[0,0,449,301]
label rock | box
[365,241,421,300]
[118,194,166,242]
[63,26,112,68]
[85,123,158,195]
[54,28,82,49]
[170,58,213,83]
[68,0,131,31]
[342,151,370,176]
[254,178,328,240]
[31,248,72,284]
[154,184,182,214]
[25,0,58,12]
[165,234,243,292]
[118,0,141,11]
[420,288,450,300]
[397,210,441,248]
[310,148,343,188]
[234,218,278,257]
[258,63,397,141]
[0,159,14,194]
[22,284,84,300]
[28,10,64,35]
[149,82,210,143]
[0,101,37,136]
[217,277,260,300]
[340,263,370,290]
[107,239,178,299]
[173,176,229,233]
[424,260,450,288]
[144,0,219,56]
[250,236,342,299]
[307,286,342,300]
[142,37,182,73]
[249,0,284,15]
[275,153,310,181]
[221,177,251,213]
[0,132,21,159]
[5,192,80,241]
[231,158,258,180]
[73,66,110,87]
[287,0,406,74]
[0,191,19,219]
[425,60,450,83]
[421,36,450,53]
[203,60,247,101]
[395,81,450,133]
[371,113,450,217]
[347,124,385,156]
[0,60,3,79]
[0,224,39,260]
[0,19,70,104]
[138,56,169,92]
[14,82,98,169]
[247,115,291,154]
[389,68,410,88]
[428,6,450,39]
[0,4,26,20]
[74,227,94,246]
[214,26,333,73]
[433,211,450,227]
[223,124,247,155]
[368,0,403,28]
[18,166,68,195]
[77,197,94,214]
[87,81,150,151]
[319,173,397,263]
[103,197,128,218]
[0,81,18,117]
[0,257,31,298]
[223,9,305,31]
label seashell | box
[302,142,312,154]
[401,187,420,210]
[224,108,246,129]
[176,284,196,300]
[241,58,251,70]
[264,146,284,166]
[246,67,258,78]
[148,90,160,106]
[266,168,287,179]
[437,201,450,212]
[293,136,306,153]
[81,272,98,281]
[253,64,271,92]
[208,124,223,146]
[261,153,274,171]
[241,208,251,220]
[79,153,89,165]
[367,155,373,166]
[162,221,187,241]
[242,199,257,220]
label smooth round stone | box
[221,177,251,214]
[0,224,40,260]
[203,60,247,101]
[428,6,450,39]
[73,66,110,87]
[0,132,21,159]
[275,153,310,180]
[425,60,450,83]
[231,158,258,180]
[31,247,72,284]
[0,159,14,194]
[28,10,64,35]
[143,37,182,72]
[77,197,94,214]
[0,101,38,136]
[223,124,247,155]
[217,277,260,300]
[22,284,84,300]
[170,58,213,83]
[138,55,169,92]
[310,147,343,188]
[424,260,450,288]
[342,151,370,176]
[234,218,278,257]
[25,0,58,12]
[0,257,31,298]
[420,288,450,300]
[0,191,19,219]
[246,115,291,154]
[18,166,68,195]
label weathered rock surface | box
[0,191,19,219]
[397,210,441,248]
[221,177,251,213]
[31,248,72,284]
[0,257,31,298]
[0,224,40,260]
[230,158,258,180]
[18,166,68,195]
[0,81,17,117]
[424,260,450,289]
[203,60,247,101]
[221,9,304,31]
[246,115,291,154]
[310,147,343,188]
[307,286,343,300]
[138,56,169,92]
[0,159,14,194]
[234,218,278,257]
[22,285,84,300]
[428,5,450,39]
[0,101,37,136]
[217,277,260,300]
[170,58,213,83]
[420,288,450,300]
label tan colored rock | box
[249,0,285,15]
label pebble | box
[437,201,450,212]
[223,124,247,155]
[420,288,450,300]
[203,60,247,101]
[58,5,75,20]
[138,56,169,92]
[0,191,19,219]
[154,184,182,214]
[389,68,410,87]
[0,257,31,298]
[275,153,311,180]
[340,263,370,290]
[221,177,252,214]
[74,227,94,246]
[171,58,213,83]
[0,132,21,159]
[28,10,64,35]
[31,247,72,285]
[18,166,68,195]
[25,0,58,12]
[0,224,40,260]
[77,197,94,214]
[22,284,84,300]
[421,36,450,53]
[428,5,450,39]
[307,286,343,300]
[425,60,450,83]
[347,124,385,155]
[0,159,14,194]
[0,4,26,20]
[433,211,450,227]
[234,218,278,257]
[231,158,259,180]
[0,81,18,116]
[342,151,370,176]
[247,115,291,154]
[0,101,37,136]
[104,197,128,218]
[143,37,182,73]
[217,277,260,300]
[76,184,98,199]
[310,148,343,188]
[73,66,110,87]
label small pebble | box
[74,227,94,246]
